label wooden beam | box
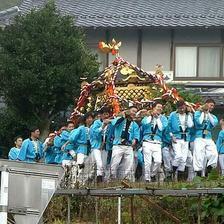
[220,29,224,78]
[105,29,110,66]
[137,29,143,68]
[170,29,174,71]
[221,29,224,43]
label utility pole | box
[118,196,121,224]
[67,196,71,224]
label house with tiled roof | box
[1,0,224,107]
[0,6,19,26]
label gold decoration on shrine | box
[120,66,134,75]
[98,38,122,56]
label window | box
[175,47,197,77]
[175,45,223,79]
[198,47,220,77]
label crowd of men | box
[8,99,224,183]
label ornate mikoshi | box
[70,39,197,120]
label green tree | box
[0,3,99,139]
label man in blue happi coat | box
[8,136,23,160]
[90,107,112,182]
[60,121,75,161]
[110,106,140,180]
[141,102,168,182]
[216,118,224,175]
[17,127,43,163]
[193,99,218,176]
[69,112,94,168]
[54,125,67,164]
[168,100,194,181]
[43,133,57,164]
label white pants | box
[219,154,224,175]
[142,141,162,181]
[162,146,174,172]
[77,153,85,165]
[110,145,134,180]
[103,150,112,181]
[199,158,209,177]
[186,146,194,181]
[92,149,108,176]
[133,150,139,172]
[191,142,206,176]
[193,138,218,172]
[83,152,95,180]
[172,139,189,172]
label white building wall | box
[108,29,138,65]
[141,29,171,71]
[85,29,107,71]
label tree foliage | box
[0,3,99,144]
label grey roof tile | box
[17,0,224,28]
[0,6,20,26]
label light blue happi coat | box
[60,130,74,161]
[194,111,218,139]
[8,147,20,160]
[54,135,64,164]
[90,119,103,150]
[69,125,89,155]
[189,127,196,143]
[17,138,43,163]
[111,116,140,146]
[141,115,168,142]
[44,145,57,164]
[168,111,193,142]
[162,125,172,148]
[216,130,224,154]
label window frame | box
[173,43,224,81]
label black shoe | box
[78,164,85,169]
[151,176,156,182]
[97,175,103,183]
[164,175,172,182]
[205,165,213,177]
[171,171,178,182]
[178,171,186,182]
[172,166,178,173]
[196,171,202,177]
[87,177,94,183]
